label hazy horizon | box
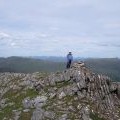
[0,55,119,59]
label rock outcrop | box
[0,62,120,120]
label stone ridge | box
[0,62,120,120]
[70,62,120,119]
[36,62,120,120]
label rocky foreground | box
[0,62,120,120]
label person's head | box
[69,52,72,54]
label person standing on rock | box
[66,52,73,68]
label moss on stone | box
[90,112,105,120]
[19,110,33,120]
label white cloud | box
[0,32,11,39]
[10,42,16,46]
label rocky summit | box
[0,62,120,120]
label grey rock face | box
[13,110,21,120]
[33,96,47,108]
[58,114,67,120]
[59,91,66,99]
[22,96,47,109]
[22,98,33,109]
[31,108,44,120]
[44,111,55,119]
[0,99,7,108]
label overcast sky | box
[0,0,120,57]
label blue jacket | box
[67,54,73,61]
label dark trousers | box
[66,60,72,69]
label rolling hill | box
[0,56,65,73]
[0,56,120,81]
[84,58,120,81]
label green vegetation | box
[0,106,13,120]
[19,110,33,120]
[0,88,39,120]
[55,80,72,88]
[90,112,105,120]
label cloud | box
[0,30,120,57]
[10,42,21,48]
[49,27,59,31]
[10,42,16,46]
[37,33,49,38]
[0,32,11,39]
[104,22,120,29]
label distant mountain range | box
[0,56,66,73]
[28,56,85,62]
[0,56,120,81]
[84,58,120,81]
